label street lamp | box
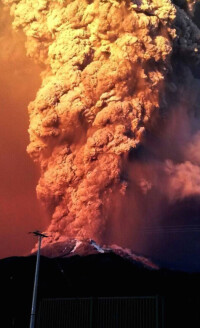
[29,231,48,328]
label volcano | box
[37,238,159,270]
[1,1,200,325]
[1,240,200,328]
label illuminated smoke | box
[3,0,200,247]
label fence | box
[37,296,163,328]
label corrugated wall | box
[37,296,161,328]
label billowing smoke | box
[3,0,200,254]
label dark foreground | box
[0,252,199,328]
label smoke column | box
[2,0,200,264]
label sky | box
[0,6,47,258]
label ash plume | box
[3,0,200,249]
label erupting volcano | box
[2,0,200,260]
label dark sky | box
[0,6,48,258]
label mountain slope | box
[0,240,200,327]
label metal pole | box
[156,295,159,328]
[29,235,42,328]
[89,297,93,328]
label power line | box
[142,225,200,233]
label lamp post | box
[29,231,48,328]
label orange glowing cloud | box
[2,0,200,249]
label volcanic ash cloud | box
[3,0,200,245]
